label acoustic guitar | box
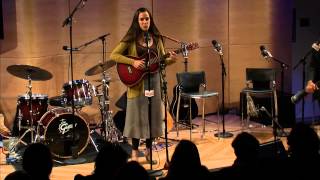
[116,42,199,87]
[169,43,199,122]
[170,84,199,122]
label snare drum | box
[62,79,93,108]
[17,94,48,124]
[39,107,89,158]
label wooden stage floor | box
[0,114,292,180]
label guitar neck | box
[150,43,198,65]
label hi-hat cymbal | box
[7,64,53,81]
[85,60,116,76]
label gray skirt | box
[124,73,164,139]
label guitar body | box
[164,111,174,133]
[170,85,198,122]
[117,54,159,87]
[116,42,199,87]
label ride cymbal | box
[85,60,116,76]
[7,64,53,81]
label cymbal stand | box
[10,74,37,151]
[97,36,120,143]
[96,73,120,143]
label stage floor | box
[0,114,293,179]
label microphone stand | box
[293,48,314,123]
[76,33,111,50]
[214,54,233,138]
[144,33,154,170]
[144,33,163,177]
[62,0,87,164]
[159,60,170,167]
[267,56,289,136]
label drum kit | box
[6,61,119,159]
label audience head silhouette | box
[231,132,260,164]
[22,143,53,180]
[74,141,129,180]
[115,161,149,180]
[287,122,320,160]
[4,170,31,180]
[165,139,209,179]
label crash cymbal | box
[85,60,116,76]
[7,64,53,81]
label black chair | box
[241,68,278,129]
[175,71,220,140]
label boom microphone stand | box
[263,53,289,136]
[159,59,170,167]
[212,41,233,138]
[293,47,315,123]
[62,0,87,164]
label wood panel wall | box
[0,0,292,128]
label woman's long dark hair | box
[121,7,161,43]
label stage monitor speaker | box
[259,139,287,160]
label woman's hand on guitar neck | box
[133,60,145,70]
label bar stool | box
[175,71,220,140]
[241,68,278,129]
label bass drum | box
[39,107,89,158]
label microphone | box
[62,46,80,51]
[212,40,223,55]
[144,32,150,43]
[291,90,308,104]
[259,45,273,58]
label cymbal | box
[85,60,116,76]
[7,64,53,81]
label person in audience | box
[285,122,320,178]
[74,142,129,180]
[211,132,260,179]
[4,170,31,180]
[114,161,150,180]
[22,143,53,180]
[161,139,209,180]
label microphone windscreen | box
[212,40,218,46]
[260,45,266,51]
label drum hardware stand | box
[96,35,120,143]
[10,74,39,152]
[89,130,100,152]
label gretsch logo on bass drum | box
[58,119,77,135]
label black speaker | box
[259,139,287,160]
